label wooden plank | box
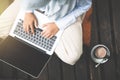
[75,46,90,80]
[110,0,120,79]
[0,62,3,78]
[61,62,75,80]
[95,0,117,80]
[47,54,62,80]
[88,0,103,80]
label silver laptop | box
[0,9,63,78]
[10,9,63,55]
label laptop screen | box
[0,36,51,78]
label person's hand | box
[41,22,59,38]
[23,13,38,34]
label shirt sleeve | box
[20,0,50,11]
[55,0,92,30]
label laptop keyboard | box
[13,19,57,51]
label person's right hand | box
[23,13,38,34]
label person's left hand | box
[41,22,59,38]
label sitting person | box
[0,0,92,65]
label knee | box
[63,51,83,65]
[55,46,83,65]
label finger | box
[23,25,26,32]
[34,20,38,28]
[41,32,48,38]
[26,25,30,33]
[49,34,54,39]
[44,34,51,38]
[41,30,46,36]
[41,30,50,38]
[30,25,35,34]
[23,23,27,32]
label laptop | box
[0,9,63,78]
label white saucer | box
[91,44,110,64]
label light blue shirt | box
[21,0,92,30]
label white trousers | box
[0,0,83,65]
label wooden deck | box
[0,0,120,80]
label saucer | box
[91,44,110,64]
